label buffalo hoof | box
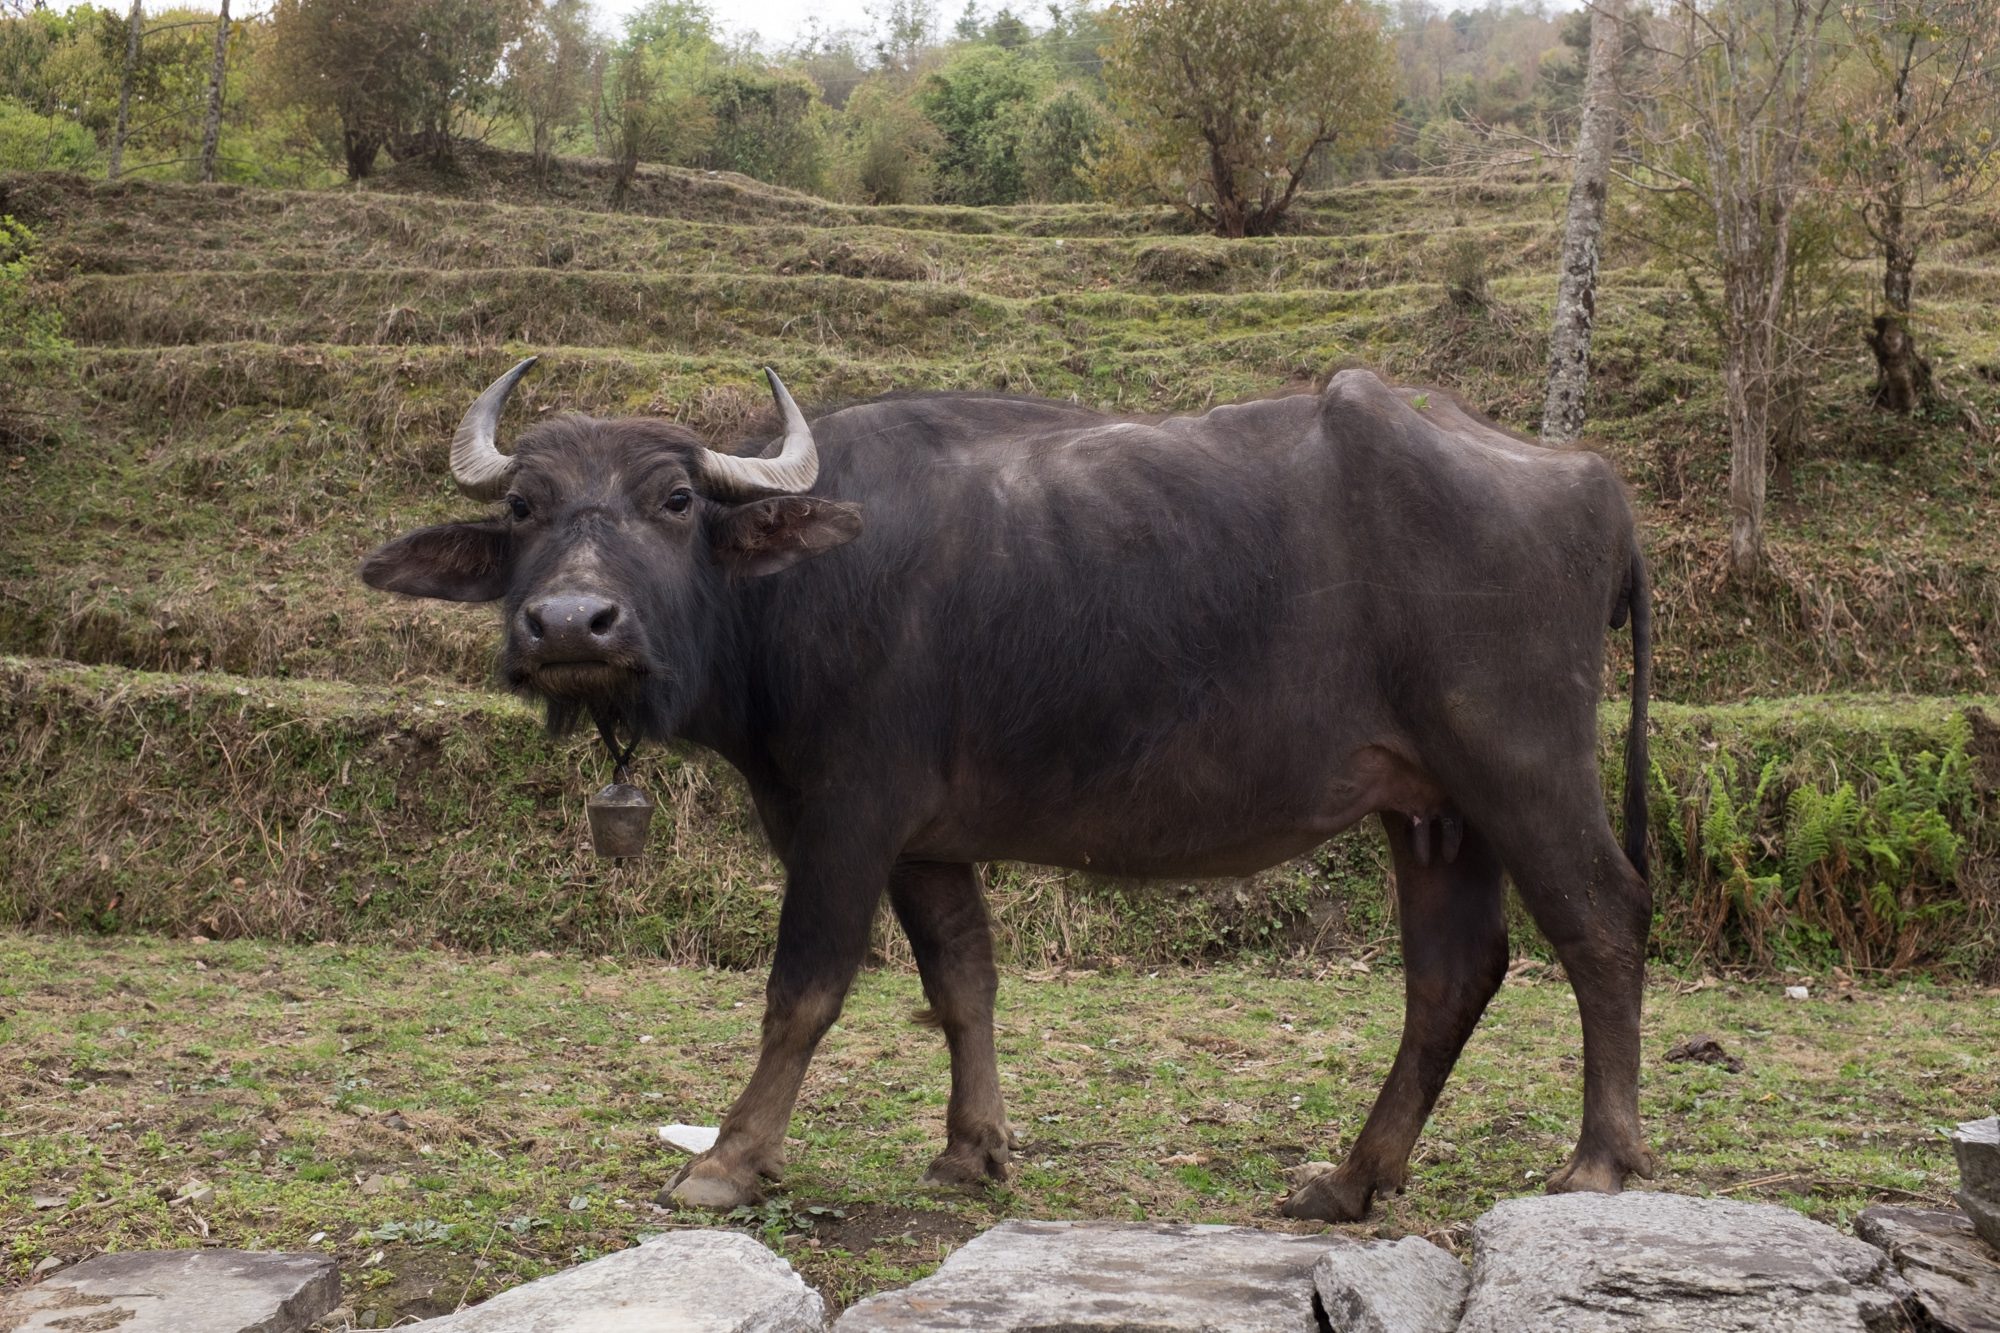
[924,1138,1011,1188]
[1546,1142,1657,1196]
[1280,1167,1376,1223]
[660,1158,765,1211]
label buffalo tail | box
[1622,543,1652,880]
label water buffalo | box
[361,361,1655,1221]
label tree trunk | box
[1867,182,1931,412]
[342,127,380,180]
[198,0,229,184]
[1725,338,1768,582]
[107,0,143,181]
[1541,0,1625,447]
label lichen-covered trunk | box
[1867,184,1930,413]
[1541,0,1625,447]
[107,0,142,181]
[198,0,229,185]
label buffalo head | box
[360,359,862,739]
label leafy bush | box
[0,214,69,356]
[0,94,98,172]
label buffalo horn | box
[698,368,820,497]
[449,356,538,501]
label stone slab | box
[833,1220,1341,1332]
[1312,1236,1468,1333]
[402,1230,824,1333]
[1955,1118,2000,1253]
[0,1249,338,1333]
[1457,1192,1916,1332]
[1857,1205,2000,1333]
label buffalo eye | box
[506,495,531,521]
[665,487,694,515]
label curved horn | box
[698,368,819,498]
[449,356,538,500]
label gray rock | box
[1312,1236,1468,1333]
[403,1229,824,1332]
[0,1249,338,1333]
[1856,1205,2000,1333]
[1955,1118,2000,1253]
[1457,1192,1917,1332]
[834,1220,1341,1332]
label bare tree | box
[108,0,143,180]
[1541,0,1627,447]
[1838,0,2000,412]
[1633,0,1840,582]
[199,0,230,183]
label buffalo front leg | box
[664,823,889,1210]
[888,860,1015,1187]
[1285,814,1507,1222]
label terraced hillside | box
[1,158,1996,968]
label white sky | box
[68,0,939,53]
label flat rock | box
[1457,1192,1917,1332]
[1312,1236,1468,1332]
[1857,1206,2000,1333]
[833,1220,1342,1331]
[403,1229,824,1332]
[1955,1118,2000,1253]
[0,1249,338,1333]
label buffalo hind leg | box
[888,860,1015,1187]
[665,820,888,1210]
[1284,814,1507,1222]
[1492,770,1657,1195]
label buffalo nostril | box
[524,609,546,639]
[588,604,620,636]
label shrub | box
[0,95,98,173]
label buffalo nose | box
[521,594,623,657]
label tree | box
[919,41,1044,203]
[198,0,228,182]
[1541,0,1626,447]
[1020,85,1103,201]
[1635,0,1842,581]
[1834,0,2000,412]
[698,66,831,192]
[265,0,417,179]
[600,0,716,205]
[506,0,599,179]
[1096,0,1396,237]
[108,0,140,178]
[395,0,530,168]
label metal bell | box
[586,781,655,858]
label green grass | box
[1,932,1993,1319]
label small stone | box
[1952,1118,2000,1253]
[1313,1235,1468,1333]
[1785,985,1810,1000]
[658,1123,720,1154]
[401,1231,822,1331]
[30,1193,68,1211]
[1856,1205,2000,1332]
[28,1256,62,1277]
[173,1180,215,1207]
[834,1220,1343,1331]
[1458,1193,1913,1332]
[0,1250,337,1333]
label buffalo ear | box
[360,520,512,602]
[711,497,863,577]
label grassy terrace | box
[2,163,1998,699]
[3,933,1995,1319]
